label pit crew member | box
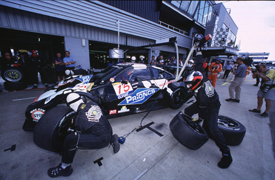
[184,50,232,169]
[48,93,120,178]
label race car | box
[23,63,193,131]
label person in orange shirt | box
[208,58,222,87]
[244,66,251,80]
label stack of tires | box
[1,67,27,91]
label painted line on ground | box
[222,80,232,86]
[12,97,37,101]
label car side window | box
[150,67,174,79]
[115,68,134,82]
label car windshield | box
[93,66,124,84]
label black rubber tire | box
[217,115,246,146]
[4,81,27,91]
[170,111,208,150]
[1,68,24,82]
[33,106,76,152]
[169,88,187,109]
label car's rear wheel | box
[169,88,186,109]
[170,111,208,150]
[33,106,77,152]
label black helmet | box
[186,71,203,91]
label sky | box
[219,1,275,60]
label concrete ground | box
[0,73,275,180]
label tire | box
[4,81,27,91]
[169,111,208,150]
[169,88,187,109]
[1,68,24,82]
[217,115,246,146]
[33,106,77,152]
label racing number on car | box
[112,82,133,99]
[118,84,130,94]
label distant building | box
[238,52,270,61]
[0,0,215,69]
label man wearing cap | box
[48,93,120,178]
[63,51,76,70]
[208,58,222,87]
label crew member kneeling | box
[48,93,120,177]
[184,51,232,169]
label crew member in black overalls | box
[27,50,48,89]
[184,49,232,169]
[48,93,120,178]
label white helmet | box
[186,59,195,67]
[65,70,74,76]
[66,93,84,112]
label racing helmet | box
[186,71,203,91]
[186,59,195,68]
[66,93,84,112]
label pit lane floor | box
[0,74,275,180]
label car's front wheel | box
[168,88,186,109]
[33,106,77,152]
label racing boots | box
[111,134,120,154]
[48,163,73,178]
[218,152,233,169]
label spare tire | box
[170,111,208,150]
[33,106,77,152]
[217,115,246,146]
[169,88,187,109]
[1,68,24,82]
[4,81,27,91]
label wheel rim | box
[172,90,184,105]
[4,69,22,82]
[218,116,239,129]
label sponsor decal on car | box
[110,78,115,82]
[76,75,93,84]
[118,88,158,105]
[30,108,45,122]
[113,82,134,99]
[109,109,117,115]
[118,106,130,113]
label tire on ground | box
[217,115,246,146]
[1,68,24,82]
[33,106,76,152]
[4,81,27,91]
[168,88,186,109]
[170,111,208,150]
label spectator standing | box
[226,57,247,103]
[150,56,157,65]
[208,58,222,87]
[55,53,65,82]
[27,50,48,89]
[249,64,275,117]
[158,55,165,65]
[222,61,233,79]
[63,51,76,70]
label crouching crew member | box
[48,93,120,177]
[184,50,232,169]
